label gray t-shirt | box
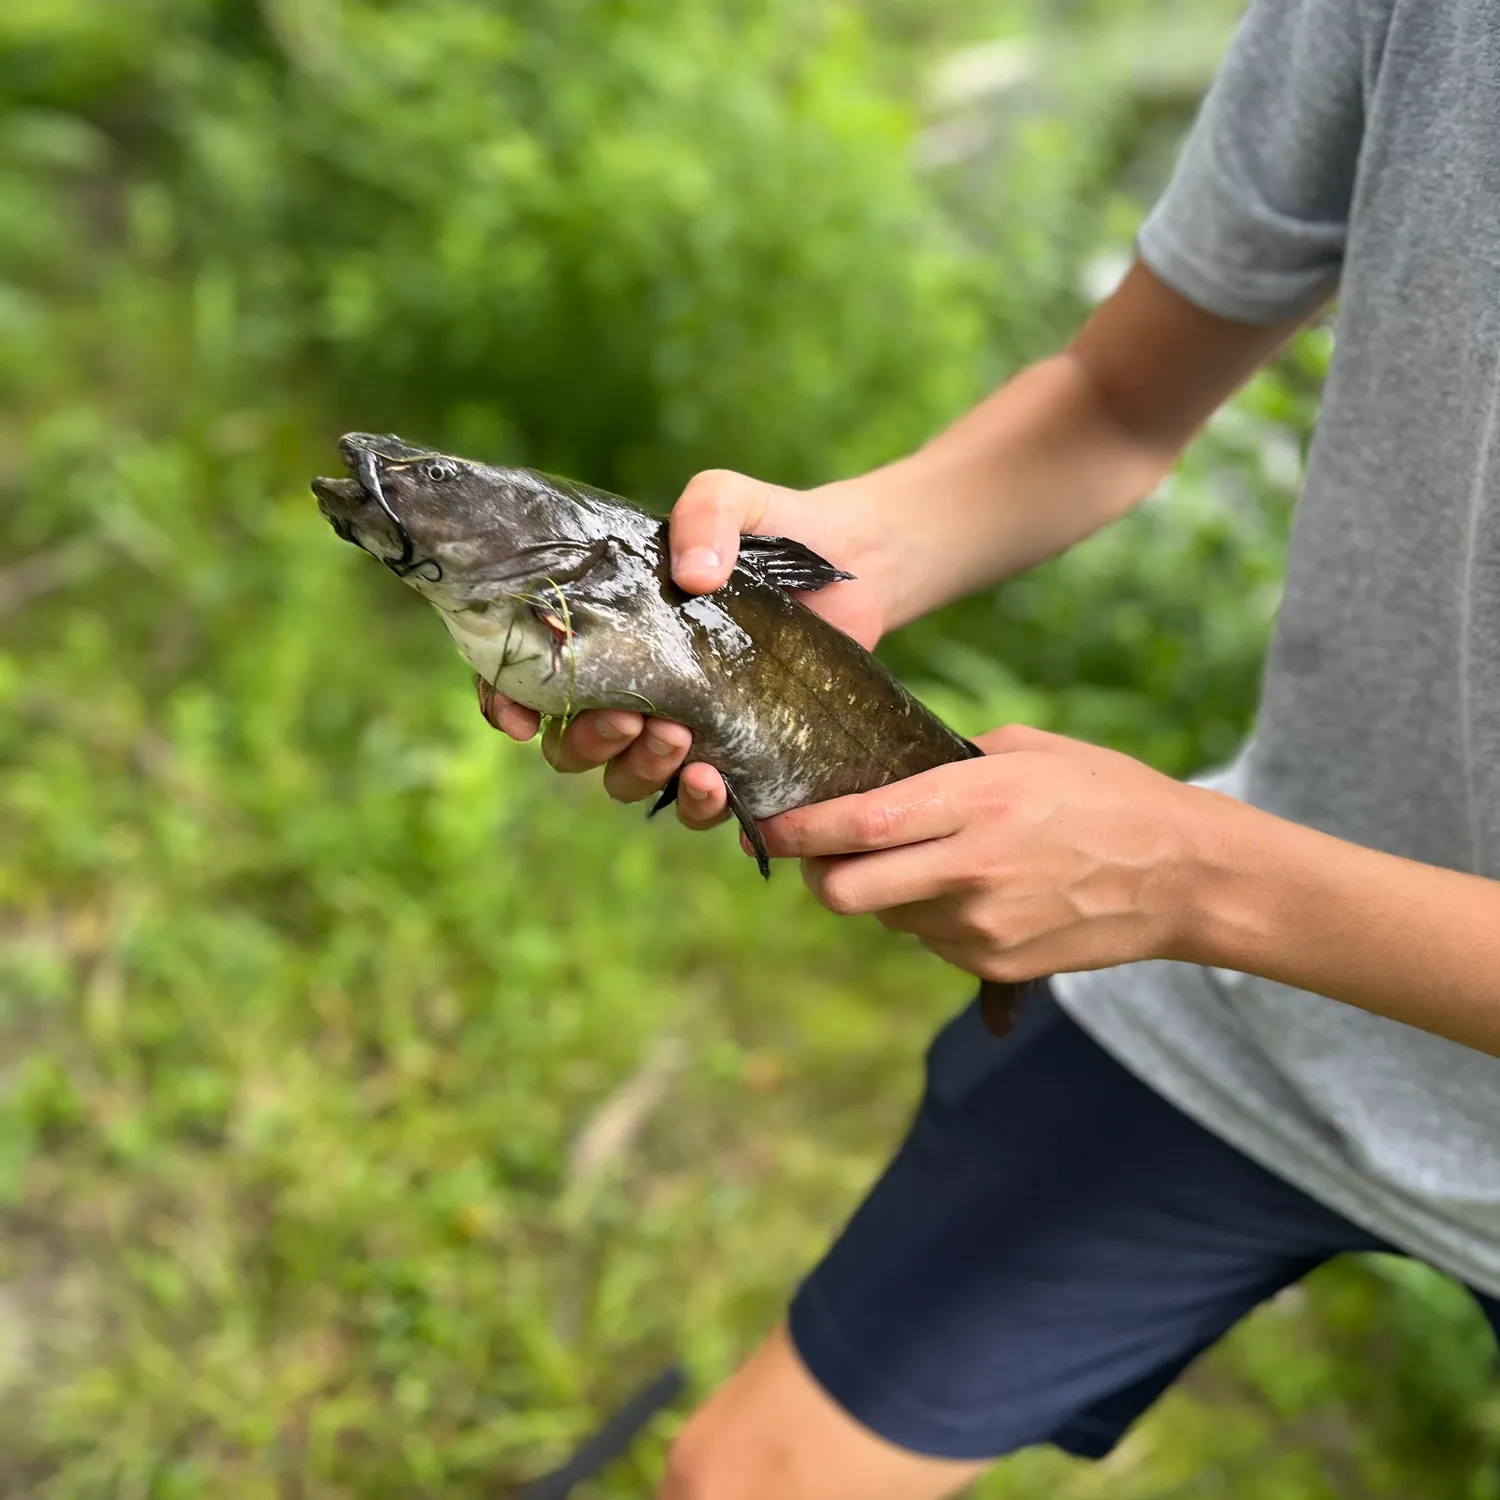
[1051,0,1500,1295]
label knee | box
[658,1406,789,1500]
[657,1432,711,1500]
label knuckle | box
[984,723,1045,755]
[854,798,892,848]
[678,469,744,518]
[986,911,1020,947]
[645,721,692,756]
[679,801,727,830]
[558,739,601,771]
[601,767,643,803]
[658,1425,713,1500]
[661,1419,775,1500]
[555,730,604,770]
[976,778,1011,818]
[675,776,724,826]
[818,870,864,916]
[620,742,667,780]
[686,466,744,494]
[954,909,993,942]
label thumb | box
[668,469,778,594]
[972,724,1075,756]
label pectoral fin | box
[733,534,855,593]
[477,536,619,598]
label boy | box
[484,1,1500,1493]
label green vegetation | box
[1,1,1497,1494]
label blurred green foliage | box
[1,1,1496,1496]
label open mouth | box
[310,476,367,548]
[312,436,442,582]
[311,475,364,507]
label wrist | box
[816,457,953,633]
[809,472,906,638]
[1167,787,1291,972]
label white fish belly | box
[440,608,578,717]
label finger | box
[541,710,645,773]
[972,723,1070,756]
[923,938,991,981]
[602,719,694,803]
[924,937,1039,987]
[669,470,772,594]
[760,773,963,861]
[872,894,972,941]
[676,759,731,829]
[799,841,963,917]
[476,676,541,741]
[499,704,541,739]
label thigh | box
[785,988,1389,1463]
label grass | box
[0,180,1492,1492]
[1,449,1498,1498]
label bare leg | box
[660,1323,989,1500]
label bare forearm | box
[825,261,1318,635]
[835,351,1174,631]
[1188,794,1500,1055]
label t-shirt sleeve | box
[1137,0,1368,324]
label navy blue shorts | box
[787,987,1500,1461]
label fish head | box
[312,433,676,716]
[311,432,593,609]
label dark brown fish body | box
[312,433,1031,1035]
[595,540,984,818]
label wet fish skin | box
[312,432,1035,1036]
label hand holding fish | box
[477,466,892,829]
[757,724,1218,982]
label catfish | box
[312,432,1036,1036]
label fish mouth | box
[312,433,442,581]
[313,434,431,506]
[314,434,402,507]
[311,475,365,508]
[311,474,369,546]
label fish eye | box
[424,460,458,483]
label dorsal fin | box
[733,533,856,593]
